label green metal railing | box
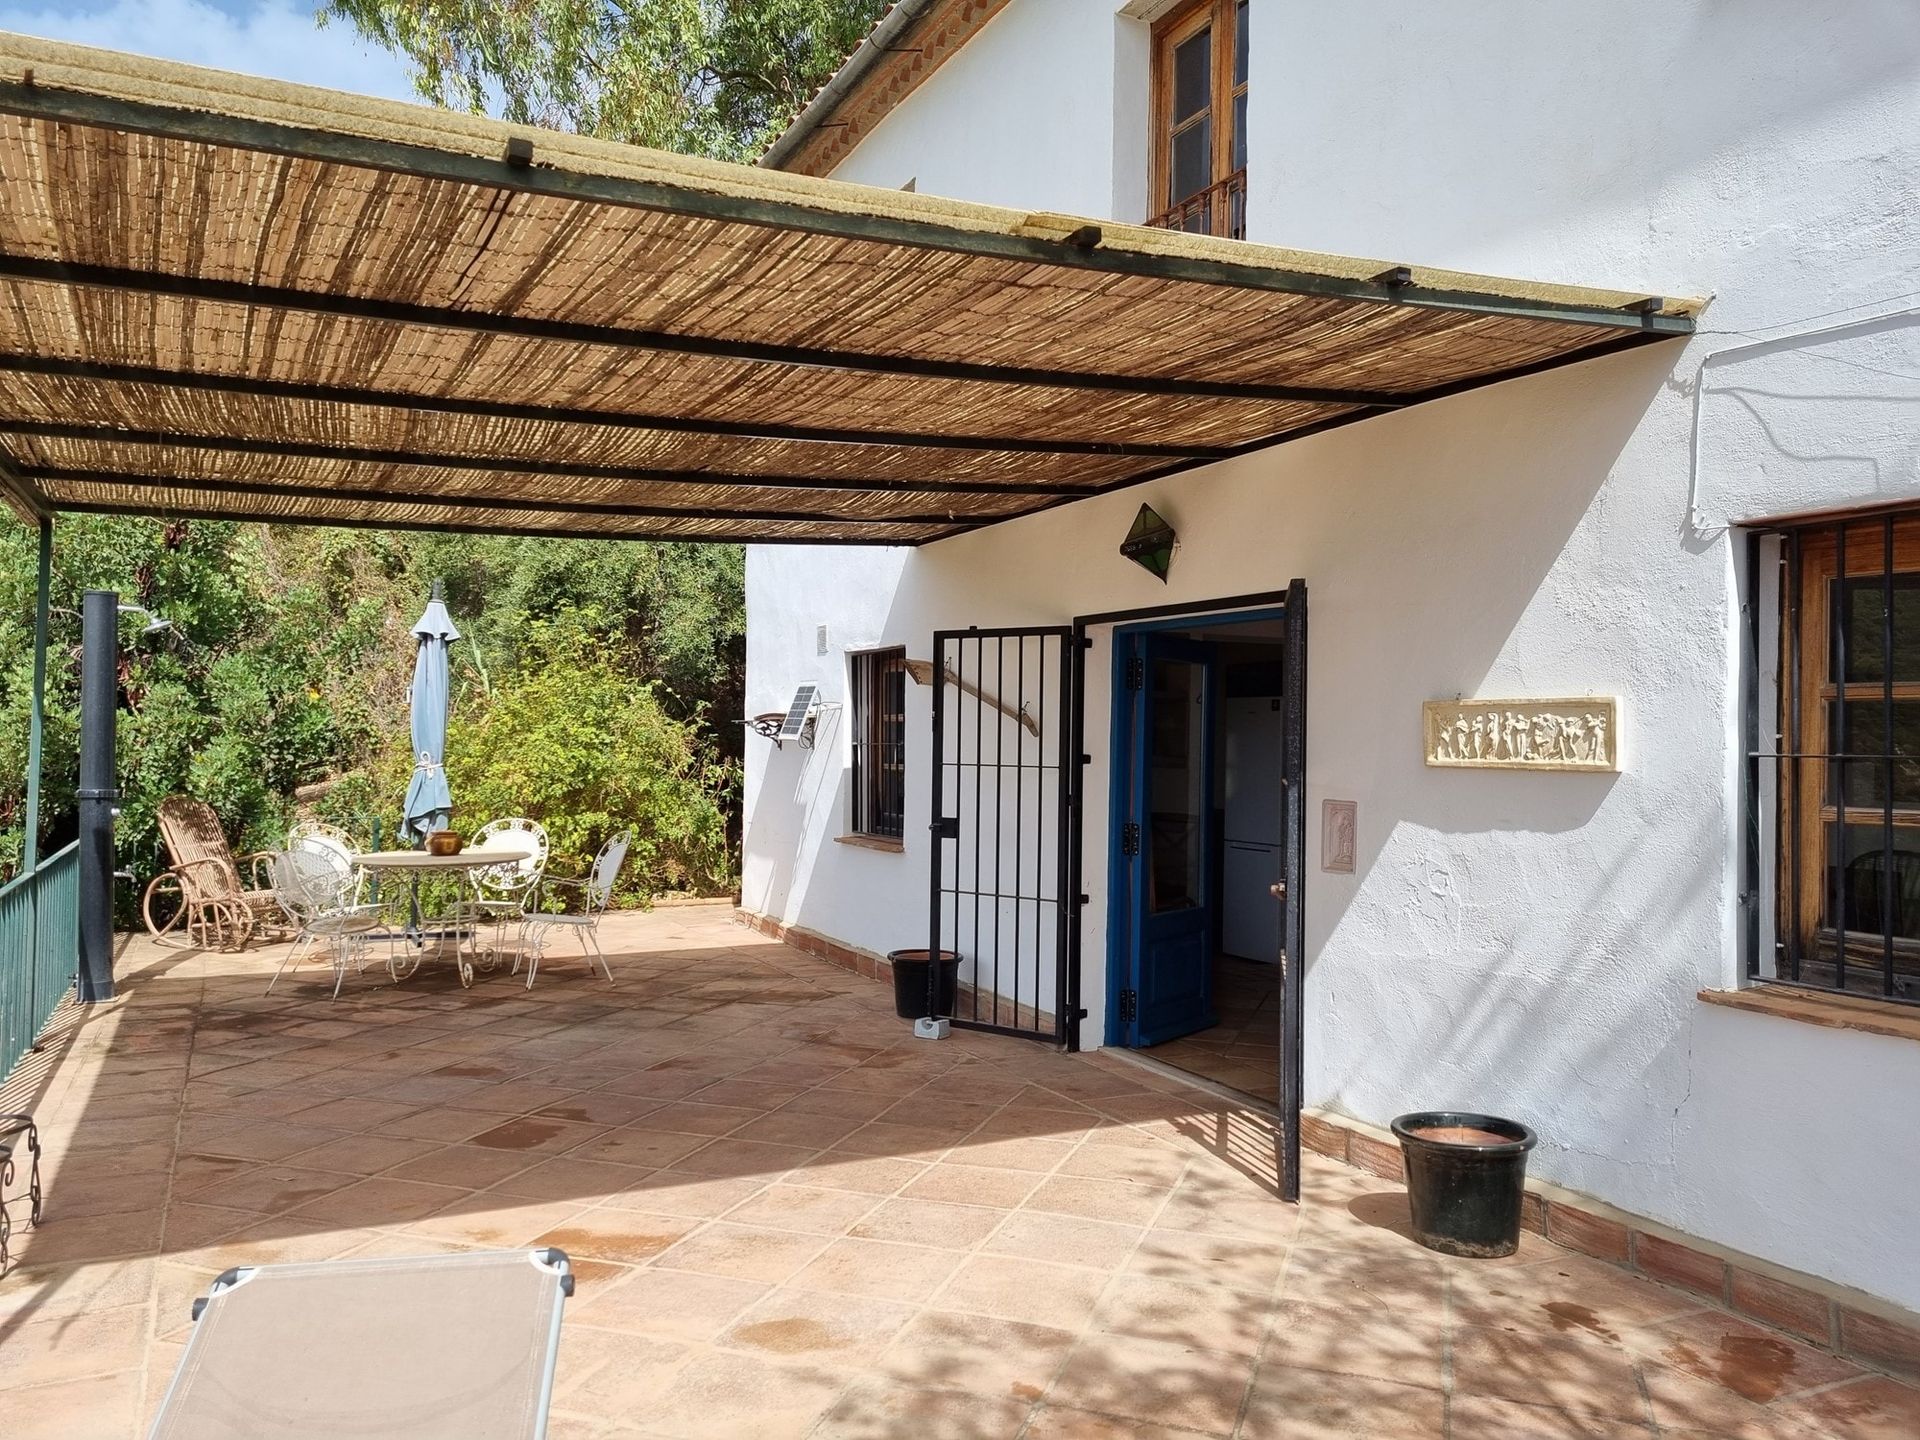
[0,842,79,1081]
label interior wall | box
[743,0,1920,1311]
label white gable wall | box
[743,1,1920,1309]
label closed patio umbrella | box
[401,580,460,842]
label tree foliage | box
[323,0,888,159]
[0,518,742,912]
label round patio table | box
[351,847,532,988]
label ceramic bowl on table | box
[425,830,464,856]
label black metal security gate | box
[928,627,1075,1043]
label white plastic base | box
[912,1017,950,1040]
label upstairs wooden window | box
[849,647,907,840]
[1754,507,1920,1003]
[1149,0,1248,238]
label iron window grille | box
[850,647,908,840]
[1745,504,1920,1004]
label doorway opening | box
[1108,608,1289,1104]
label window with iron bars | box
[1745,505,1920,1004]
[849,647,907,840]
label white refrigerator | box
[1221,698,1284,962]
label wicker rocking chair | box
[142,796,281,949]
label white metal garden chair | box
[286,820,364,908]
[517,832,629,989]
[265,848,386,1000]
[451,817,549,969]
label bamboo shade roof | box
[0,34,1700,545]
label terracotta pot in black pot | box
[1390,1111,1538,1258]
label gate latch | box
[932,815,960,840]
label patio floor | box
[1,906,1914,1439]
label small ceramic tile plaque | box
[1321,800,1356,873]
[1423,698,1619,772]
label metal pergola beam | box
[51,497,927,545]
[0,256,1411,408]
[0,77,1692,338]
[21,465,996,529]
[0,421,1102,499]
[0,354,1218,462]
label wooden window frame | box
[1770,508,1920,1001]
[849,646,907,841]
[1149,0,1247,237]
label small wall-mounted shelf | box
[903,658,1039,737]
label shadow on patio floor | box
[0,906,1910,1437]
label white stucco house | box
[738,0,1920,1335]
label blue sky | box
[0,0,419,102]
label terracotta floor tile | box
[570,1267,771,1342]
[901,1162,1045,1210]
[534,1207,698,1263]
[610,1169,768,1217]
[382,1142,541,1190]
[370,1105,516,1142]
[1451,1322,1649,1421]
[642,1348,852,1439]
[277,1132,448,1176]
[1056,1141,1192,1188]
[1276,1245,1445,1314]
[1092,1274,1270,1356]
[7,1369,143,1439]
[1626,1309,1865,1405]
[13,1209,163,1267]
[728,1109,866,1149]
[814,1377,1032,1439]
[983,1210,1145,1272]
[850,1196,1008,1250]
[287,1096,423,1132]
[1240,1370,1446,1439]
[174,1117,340,1163]
[486,1155,654,1205]
[1776,1374,1920,1440]
[1024,1404,1223,1440]
[0,1258,156,1325]
[551,1328,696,1414]
[1446,1394,1654,1438]
[719,1182,883,1235]
[1640,1362,1828,1439]
[1451,1253,1707,1339]
[466,1115,609,1155]
[406,1195,591,1248]
[184,1164,361,1215]
[787,1151,929,1195]
[654,1221,829,1282]
[720,1287,917,1366]
[1046,1331,1257,1436]
[0,1302,151,1389]
[950,1136,1076,1173]
[879,1309,1077,1402]
[285,1174,468,1226]
[566,1125,714,1170]
[936,1253,1111,1331]
[1025,1174,1172,1227]
[1125,1227,1287,1294]
[790,1238,966,1303]
[532,1092,666,1127]
[1257,1297,1446,1390]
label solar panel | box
[776,683,819,741]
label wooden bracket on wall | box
[903,658,1039,737]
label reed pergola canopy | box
[0,34,1700,545]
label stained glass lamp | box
[1119,503,1177,582]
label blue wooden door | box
[1125,634,1218,1045]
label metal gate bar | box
[929,626,1073,1042]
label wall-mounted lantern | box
[1120,503,1177,582]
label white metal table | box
[352,847,532,987]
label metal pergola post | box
[77,588,118,1004]
[22,516,49,872]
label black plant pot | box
[1390,1112,1538,1258]
[888,949,960,1020]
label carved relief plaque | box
[1321,800,1357,873]
[1423,698,1619,772]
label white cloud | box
[0,0,422,104]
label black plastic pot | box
[1390,1112,1538,1258]
[888,949,960,1020]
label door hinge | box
[1120,821,1140,857]
[1125,655,1144,691]
[1118,989,1138,1022]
